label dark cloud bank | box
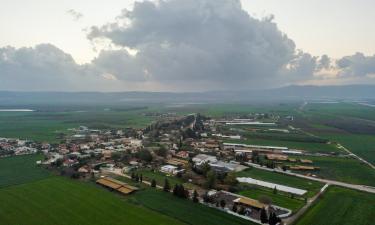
[1,0,375,91]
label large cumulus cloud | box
[2,0,375,91]
[88,0,316,89]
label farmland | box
[236,168,324,198]
[130,189,254,225]
[0,108,154,142]
[290,155,375,186]
[295,186,375,225]
[0,154,50,188]
[0,155,251,225]
[0,177,185,225]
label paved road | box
[245,162,375,194]
[336,143,375,170]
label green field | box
[290,156,375,186]
[0,155,250,225]
[0,109,153,142]
[130,189,254,225]
[321,134,375,165]
[0,154,50,188]
[0,177,185,225]
[237,168,323,198]
[295,186,375,225]
[239,188,305,212]
[133,168,184,188]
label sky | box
[1,0,375,92]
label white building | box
[160,165,183,175]
[192,154,218,166]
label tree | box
[163,179,170,192]
[192,190,199,203]
[238,206,245,215]
[135,174,139,182]
[151,179,156,188]
[205,170,217,189]
[201,162,211,176]
[140,174,143,183]
[259,195,272,205]
[111,152,122,161]
[232,204,238,212]
[224,172,238,186]
[173,184,179,196]
[155,146,168,157]
[260,207,268,224]
[220,199,226,208]
[202,192,210,203]
[268,212,278,225]
[131,172,135,179]
[138,149,153,162]
[273,186,278,194]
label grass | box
[134,168,184,188]
[0,177,185,225]
[322,134,375,164]
[0,154,50,188]
[239,188,305,212]
[130,188,254,225]
[291,155,375,187]
[295,186,375,225]
[0,109,153,142]
[236,167,323,198]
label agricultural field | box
[239,187,305,212]
[236,168,323,198]
[321,134,375,165]
[0,154,50,188]
[130,189,254,225]
[295,186,375,225]
[289,156,375,186]
[0,155,250,225]
[0,108,154,142]
[297,102,375,164]
[0,177,185,225]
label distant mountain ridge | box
[1,85,375,105]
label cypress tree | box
[163,179,170,192]
[260,207,268,224]
[151,179,156,188]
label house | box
[166,158,189,167]
[266,154,288,161]
[192,154,218,166]
[176,151,189,159]
[209,161,248,173]
[299,159,313,164]
[160,165,184,175]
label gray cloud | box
[66,9,83,21]
[2,0,374,92]
[0,44,121,91]
[337,52,375,77]
[88,0,309,89]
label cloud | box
[337,52,375,77]
[88,0,313,89]
[2,0,375,92]
[0,44,122,91]
[66,9,83,21]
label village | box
[0,112,341,225]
